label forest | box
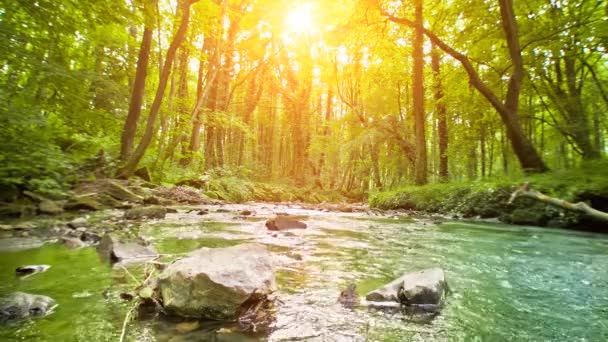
[1,1,608,340]
[1,0,607,210]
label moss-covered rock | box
[0,200,36,218]
[124,206,167,220]
[64,194,102,211]
[74,179,143,204]
[38,200,63,215]
[504,208,548,226]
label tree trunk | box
[118,0,197,178]
[412,0,427,185]
[431,45,448,182]
[185,37,219,166]
[120,21,153,161]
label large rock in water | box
[0,292,56,323]
[365,268,448,306]
[97,235,157,266]
[157,244,275,320]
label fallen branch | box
[509,183,608,223]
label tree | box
[412,0,427,185]
[118,0,199,178]
[431,45,448,182]
[120,0,156,162]
[379,0,549,173]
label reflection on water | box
[1,204,607,341]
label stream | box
[1,203,607,341]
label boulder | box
[175,175,210,189]
[265,215,307,231]
[103,180,143,203]
[124,206,167,220]
[365,268,448,306]
[64,194,102,211]
[156,244,275,320]
[0,292,56,323]
[73,179,143,205]
[97,235,157,266]
[38,200,64,215]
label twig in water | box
[120,266,141,285]
[119,303,138,342]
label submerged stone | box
[0,237,45,252]
[97,235,157,266]
[365,268,448,306]
[61,237,87,249]
[265,215,307,231]
[156,243,275,320]
[338,283,359,308]
[0,292,56,323]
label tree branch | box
[509,183,608,223]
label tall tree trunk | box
[118,0,197,178]
[316,86,333,188]
[431,45,448,182]
[370,143,382,188]
[185,37,219,166]
[237,66,265,166]
[119,23,153,161]
[413,0,427,185]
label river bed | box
[1,203,607,341]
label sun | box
[285,3,315,34]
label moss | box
[370,162,608,230]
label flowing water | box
[1,204,607,341]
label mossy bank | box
[370,162,608,232]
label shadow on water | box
[1,204,608,341]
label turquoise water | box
[0,206,607,341]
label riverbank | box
[1,161,607,232]
[370,163,608,231]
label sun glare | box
[285,3,315,34]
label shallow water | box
[1,204,607,341]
